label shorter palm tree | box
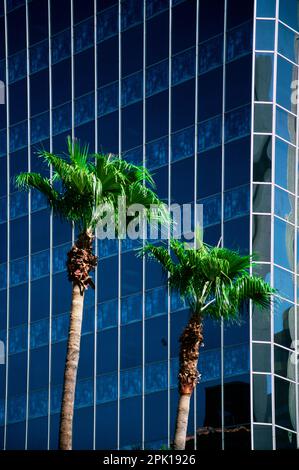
[16,138,168,450]
[141,233,275,450]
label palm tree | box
[141,233,275,450]
[16,137,167,450]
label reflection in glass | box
[278,22,299,64]
[274,217,294,272]
[254,53,273,102]
[254,103,272,133]
[275,376,296,431]
[275,138,295,193]
[255,20,275,50]
[274,299,294,350]
[276,107,296,145]
[253,373,272,423]
[252,215,271,262]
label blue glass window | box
[277,56,297,112]
[0,263,7,290]
[8,324,27,355]
[146,10,169,66]
[121,322,142,369]
[10,216,28,260]
[7,6,26,55]
[172,0,196,54]
[274,266,294,302]
[27,416,48,450]
[256,0,276,17]
[29,346,49,389]
[10,191,28,220]
[31,250,50,280]
[75,49,95,97]
[74,17,93,54]
[28,0,48,45]
[146,315,168,362]
[199,35,223,74]
[146,135,168,169]
[198,147,221,198]
[255,53,274,102]
[227,21,252,62]
[224,185,250,221]
[8,50,26,84]
[145,361,168,393]
[146,0,168,18]
[31,112,50,145]
[226,55,252,111]
[198,114,222,152]
[97,36,118,87]
[75,92,95,127]
[274,217,294,271]
[98,81,118,117]
[121,0,143,31]
[122,71,143,107]
[10,283,28,327]
[122,25,143,76]
[96,372,117,404]
[52,29,71,65]
[31,277,50,322]
[120,367,142,399]
[224,343,249,377]
[172,80,195,132]
[122,101,143,151]
[171,126,194,162]
[146,59,168,97]
[30,40,48,74]
[121,292,142,325]
[9,79,27,126]
[97,5,118,42]
[198,68,222,120]
[225,137,250,190]
[200,193,221,227]
[252,214,271,262]
[53,102,72,136]
[0,197,6,223]
[29,389,48,420]
[225,105,251,142]
[172,48,195,86]
[7,394,26,424]
[146,91,168,141]
[51,0,71,35]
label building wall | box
[0,0,254,449]
[251,0,299,449]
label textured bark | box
[173,313,203,450]
[59,283,84,450]
[59,230,97,450]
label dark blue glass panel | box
[53,243,69,274]
[7,6,26,55]
[146,0,169,18]
[144,392,168,442]
[275,138,295,193]
[146,59,168,97]
[224,185,250,221]
[10,215,28,260]
[274,217,294,272]
[51,0,71,36]
[8,324,27,355]
[224,343,249,377]
[8,351,27,396]
[28,0,48,45]
[120,396,142,448]
[9,283,27,327]
[52,272,71,315]
[29,389,48,419]
[31,250,50,280]
[146,137,168,168]
[30,317,49,350]
[199,35,223,74]
[198,0,224,42]
[225,137,251,189]
[5,422,25,449]
[31,209,50,253]
[200,193,221,227]
[145,315,168,362]
[10,191,28,219]
[198,68,223,121]
[30,40,48,75]
[224,215,249,253]
[98,81,118,116]
[145,286,167,318]
[0,263,7,290]
[31,112,50,145]
[27,416,48,450]
[120,367,142,399]
[98,110,119,153]
[121,292,142,324]
[97,237,118,258]
[274,186,294,224]
[277,56,297,112]
[278,23,299,64]
[97,328,118,373]
[122,71,143,107]
[227,0,253,29]
[0,196,6,223]
[0,222,6,264]
[256,0,276,17]
[145,361,168,393]
[29,345,49,390]
[226,55,252,111]
[225,105,251,142]
[171,126,194,162]
[74,49,95,97]
[255,53,273,102]
[146,90,168,141]
[122,102,143,151]
[75,92,95,127]
[53,102,72,136]
[123,145,143,165]
[9,79,27,125]
[121,251,143,296]
[121,0,143,31]
[97,299,118,330]
[197,147,221,198]
[10,121,27,153]
[122,25,143,76]
[97,36,118,86]
[96,373,117,404]
[8,50,27,83]
[172,0,196,54]
[146,10,169,66]
[97,5,118,42]
[73,406,94,449]
[74,17,94,53]
[227,21,252,62]
[95,402,117,449]
[31,276,50,322]
[256,19,275,50]
[52,29,71,64]
[198,115,222,152]
[121,322,142,368]
[52,313,68,343]
[98,255,118,302]
[172,80,195,132]
[10,256,28,286]
[172,48,195,86]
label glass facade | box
[0,0,297,451]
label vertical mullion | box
[117,0,122,451]
[3,0,9,451]
[249,0,257,451]
[193,0,199,451]
[71,0,75,244]
[220,0,228,451]
[271,0,280,450]
[167,0,172,449]
[141,0,146,451]
[47,0,53,450]
[93,0,98,451]
[24,0,31,450]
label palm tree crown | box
[142,235,275,321]
[15,137,167,234]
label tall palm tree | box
[141,233,275,450]
[16,138,167,450]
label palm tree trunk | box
[59,230,97,450]
[173,313,203,450]
[59,283,84,450]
